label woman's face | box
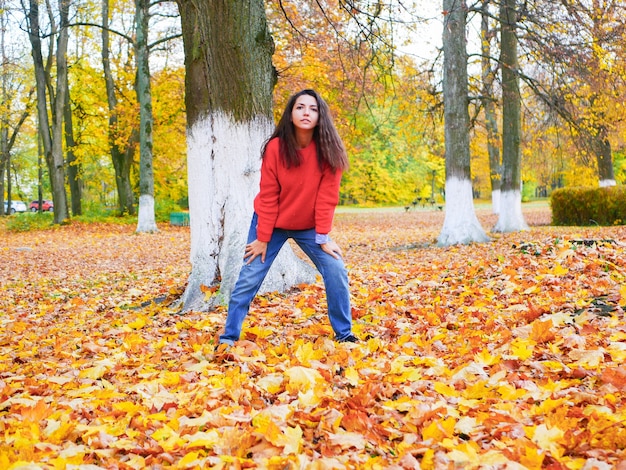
[291,94,319,132]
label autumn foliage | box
[1,206,626,468]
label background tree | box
[521,0,626,187]
[134,0,157,232]
[1,1,32,215]
[63,67,82,215]
[493,0,528,232]
[479,0,502,214]
[267,0,444,207]
[24,0,71,223]
[176,0,315,311]
[437,0,489,246]
[101,0,136,216]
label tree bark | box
[480,1,502,214]
[437,0,489,246]
[593,125,616,187]
[176,0,315,311]
[135,0,158,232]
[26,0,70,223]
[493,0,528,233]
[1,127,7,215]
[49,0,70,223]
[101,0,135,216]
[64,74,82,216]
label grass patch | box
[4,212,55,232]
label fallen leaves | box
[1,206,626,468]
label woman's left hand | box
[321,240,343,259]
[244,239,268,264]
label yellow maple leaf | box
[184,430,220,449]
[79,365,108,380]
[280,425,303,454]
[252,412,303,454]
[178,451,201,467]
[422,417,456,442]
[112,401,144,416]
[244,325,274,339]
[284,366,324,393]
[126,315,148,330]
[298,388,322,407]
[526,423,565,456]
[344,367,360,386]
[550,263,569,276]
[497,383,528,400]
[44,419,75,444]
[256,373,284,394]
[151,424,176,441]
[295,341,323,365]
[510,337,535,360]
[159,371,181,386]
[434,382,459,398]
[151,424,185,452]
[447,441,480,466]
[473,348,499,366]
[520,444,545,468]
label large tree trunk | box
[480,0,502,214]
[593,125,615,187]
[49,0,70,223]
[64,75,82,216]
[177,0,315,311]
[1,13,7,216]
[437,0,489,246]
[27,0,70,223]
[135,0,158,232]
[101,0,136,216]
[493,0,528,233]
[0,128,7,216]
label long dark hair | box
[262,89,349,171]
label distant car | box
[30,200,54,212]
[3,200,28,214]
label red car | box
[30,200,54,212]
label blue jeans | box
[219,213,353,345]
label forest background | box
[2,0,625,221]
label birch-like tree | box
[437,0,489,246]
[176,0,315,311]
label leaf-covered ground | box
[1,205,626,469]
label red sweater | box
[253,138,342,243]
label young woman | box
[217,89,357,351]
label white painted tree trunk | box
[136,195,158,232]
[438,0,490,247]
[438,177,490,246]
[491,189,501,215]
[599,179,616,187]
[492,189,528,232]
[495,0,528,234]
[179,112,315,311]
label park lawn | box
[1,205,625,469]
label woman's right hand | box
[244,239,268,264]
